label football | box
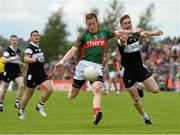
[84,67,99,81]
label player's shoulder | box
[76,31,87,41]
[99,29,113,33]
[4,46,11,52]
[25,43,35,52]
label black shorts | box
[2,71,22,83]
[120,65,152,88]
[26,71,49,88]
[72,75,103,89]
[0,72,3,81]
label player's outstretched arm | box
[115,28,144,37]
[53,46,78,73]
[140,29,163,38]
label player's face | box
[86,18,98,33]
[121,18,132,30]
[31,32,40,44]
[10,37,18,47]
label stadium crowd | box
[50,36,180,91]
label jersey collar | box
[10,45,17,52]
[30,42,39,48]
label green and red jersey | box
[105,55,117,72]
[74,29,115,64]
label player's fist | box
[53,60,64,74]
[119,33,128,44]
[11,55,20,61]
[153,29,163,36]
[36,57,44,63]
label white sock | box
[142,113,149,120]
[20,108,25,114]
[15,98,20,106]
[37,102,44,109]
[0,100,3,107]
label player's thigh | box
[41,80,53,91]
[142,76,159,93]
[15,76,24,87]
[1,80,9,89]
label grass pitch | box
[0,90,180,134]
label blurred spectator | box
[48,36,180,92]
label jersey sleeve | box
[103,30,114,40]
[24,47,33,56]
[3,51,10,58]
[72,33,84,48]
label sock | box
[0,100,3,107]
[37,102,44,109]
[20,108,25,114]
[15,98,20,106]
[142,113,149,120]
[93,107,100,116]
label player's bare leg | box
[128,85,152,125]
[0,81,9,112]
[15,76,24,109]
[68,86,80,100]
[136,75,159,98]
[112,79,119,95]
[18,88,34,120]
[36,80,53,117]
[142,76,159,94]
[92,81,103,125]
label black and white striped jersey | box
[3,46,21,72]
[24,42,45,74]
[118,33,143,69]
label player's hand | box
[152,29,163,36]
[118,32,128,44]
[36,57,44,63]
[11,55,20,61]
[53,60,64,74]
[134,28,144,33]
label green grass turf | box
[0,90,180,134]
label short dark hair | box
[30,30,39,37]
[120,14,131,25]
[10,34,17,39]
[86,13,98,22]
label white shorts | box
[109,71,117,79]
[74,60,103,80]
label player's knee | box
[133,98,140,105]
[18,84,25,90]
[46,89,53,95]
[151,86,159,94]
[152,88,159,94]
[92,82,103,92]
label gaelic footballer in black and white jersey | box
[117,14,163,125]
[18,30,53,120]
[24,41,48,88]
[0,35,24,112]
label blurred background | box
[0,0,179,91]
